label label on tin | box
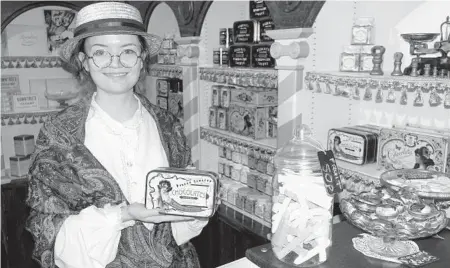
[259,18,275,42]
[252,45,275,68]
[234,20,256,43]
[229,45,251,67]
[145,169,218,217]
[250,0,270,19]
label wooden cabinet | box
[1,179,39,268]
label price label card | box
[12,94,39,112]
[318,150,344,195]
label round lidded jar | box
[271,125,334,267]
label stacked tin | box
[157,33,177,65]
[9,134,35,177]
[214,1,275,68]
[156,78,183,121]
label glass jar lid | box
[274,124,324,173]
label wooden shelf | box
[199,66,278,89]
[1,108,61,126]
[149,64,183,79]
[200,126,277,159]
[1,56,63,69]
[305,71,450,108]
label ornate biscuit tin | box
[211,85,221,107]
[251,44,275,68]
[230,88,277,106]
[14,134,35,156]
[145,168,219,218]
[378,127,450,173]
[228,104,271,140]
[328,128,377,165]
[220,86,232,108]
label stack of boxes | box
[157,33,177,65]
[214,0,276,68]
[340,17,376,72]
[9,134,35,178]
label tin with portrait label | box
[145,168,219,218]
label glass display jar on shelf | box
[271,125,334,267]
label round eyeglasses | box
[87,49,142,68]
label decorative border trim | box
[1,110,60,126]
[199,67,278,89]
[305,71,450,108]
[1,56,63,69]
[200,127,276,161]
[149,64,183,79]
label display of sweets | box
[157,33,177,65]
[271,125,333,266]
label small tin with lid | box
[10,155,31,177]
[14,134,35,156]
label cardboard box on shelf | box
[2,24,48,56]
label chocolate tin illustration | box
[145,168,219,218]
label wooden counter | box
[246,221,450,268]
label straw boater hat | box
[60,2,162,62]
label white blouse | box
[54,94,208,268]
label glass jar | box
[271,125,334,267]
[351,17,375,45]
[340,45,361,72]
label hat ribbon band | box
[74,19,146,37]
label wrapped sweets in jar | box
[271,125,334,267]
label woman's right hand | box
[121,203,194,223]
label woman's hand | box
[121,203,195,223]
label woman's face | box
[82,34,143,95]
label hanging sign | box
[317,150,344,195]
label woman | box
[26,2,207,268]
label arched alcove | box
[2,5,78,56]
[147,2,181,39]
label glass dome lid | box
[274,125,324,172]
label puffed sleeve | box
[54,203,135,268]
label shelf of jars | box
[1,56,63,69]
[199,66,278,89]
[200,126,277,157]
[149,64,183,79]
[305,71,450,108]
[1,108,61,126]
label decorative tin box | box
[10,155,31,177]
[259,18,275,43]
[157,96,168,110]
[220,86,232,108]
[378,127,450,173]
[252,44,275,68]
[14,134,35,156]
[229,45,251,67]
[211,85,221,107]
[217,108,228,130]
[209,107,217,128]
[145,168,219,218]
[230,88,277,106]
[168,92,183,119]
[2,25,48,56]
[233,20,259,43]
[157,79,169,97]
[250,0,270,19]
[328,128,378,165]
[228,104,271,140]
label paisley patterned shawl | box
[25,92,200,268]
